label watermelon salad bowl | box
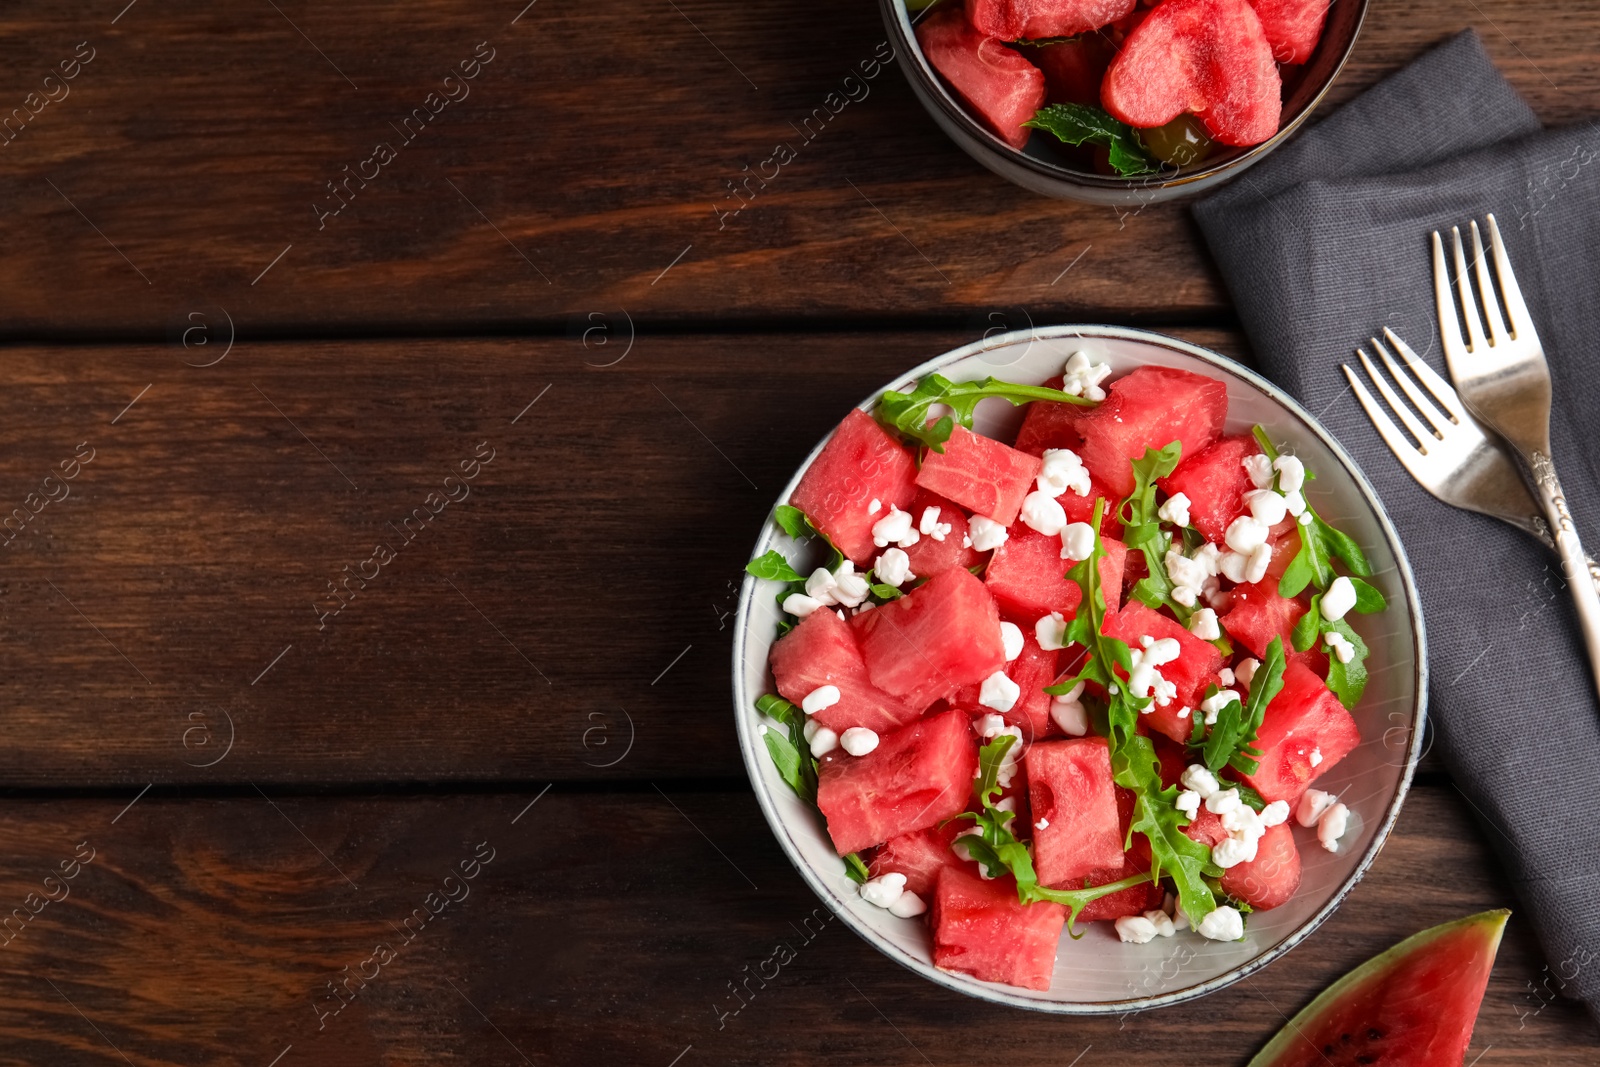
[881,0,1369,204]
[733,326,1426,1012]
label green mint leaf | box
[774,504,810,540]
[875,374,1092,454]
[747,550,804,583]
[843,852,871,884]
[1347,576,1388,613]
[1024,103,1157,178]
[870,583,903,600]
[1321,619,1370,709]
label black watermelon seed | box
[1367,1028,1384,1041]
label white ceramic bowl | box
[733,326,1426,1012]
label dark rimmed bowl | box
[881,0,1369,204]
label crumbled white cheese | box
[1218,667,1235,687]
[978,670,1021,713]
[1061,351,1112,402]
[999,621,1025,662]
[1020,491,1068,537]
[805,566,838,603]
[859,872,906,909]
[1325,631,1356,664]
[1242,454,1276,490]
[1050,682,1088,736]
[1273,455,1305,493]
[868,498,882,515]
[1035,611,1068,651]
[1200,689,1240,725]
[831,562,871,607]
[1283,489,1307,518]
[1317,802,1350,853]
[1225,515,1270,554]
[1245,541,1272,584]
[1144,908,1176,938]
[783,593,824,617]
[871,505,921,549]
[808,726,839,757]
[1038,449,1091,498]
[918,506,952,542]
[1235,658,1259,687]
[1309,746,1324,768]
[840,727,880,757]
[1140,636,1182,667]
[1219,549,1250,584]
[1158,492,1192,527]
[1198,905,1245,941]
[1244,488,1288,526]
[1035,817,1050,831]
[1060,521,1096,561]
[1175,790,1201,817]
[968,514,1009,553]
[1205,788,1242,816]
[1115,915,1159,944]
[1189,607,1221,641]
[1261,800,1290,827]
[1295,788,1336,827]
[1321,576,1357,621]
[1211,836,1258,869]
[1180,764,1220,798]
[888,890,926,918]
[801,685,840,715]
[874,547,914,588]
[1166,549,1210,593]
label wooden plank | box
[0,785,1589,1065]
[0,1,1593,333]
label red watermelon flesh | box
[932,866,1066,991]
[1013,375,1095,456]
[1246,911,1509,1067]
[1032,33,1116,106]
[868,823,975,898]
[816,708,979,855]
[1222,582,1329,674]
[851,566,1007,711]
[789,408,919,566]
[1159,433,1262,544]
[1073,366,1229,497]
[1102,601,1223,743]
[1101,0,1283,148]
[1027,738,1126,888]
[1183,809,1301,910]
[1241,661,1360,804]
[917,9,1046,151]
[901,490,984,579]
[916,424,1041,527]
[768,608,924,736]
[950,627,1059,742]
[1056,477,1126,541]
[985,527,1128,622]
[1073,783,1164,923]
[1248,0,1330,64]
[966,0,1135,41]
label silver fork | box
[1343,328,1600,590]
[1434,214,1600,692]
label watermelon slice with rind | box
[1248,910,1509,1067]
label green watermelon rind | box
[1247,909,1510,1067]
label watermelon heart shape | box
[1101,0,1283,147]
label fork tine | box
[1355,347,1435,450]
[1370,333,1456,438]
[1344,366,1436,488]
[1468,220,1509,345]
[1432,231,1469,362]
[1485,213,1535,342]
[1381,327,1471,424]
[1449,225,1489,353]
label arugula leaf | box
[773,504,810,540]
[1251,425,1375,598]
[843,852,871,884]
[876,374,1092,454]
[1118,441,1191,624]
[747,549,804,583]
[1024,103,1157,178]
[1348,576,1388,613]
[1234,783,1268,812]
[1201,637,1286,776]
[869,583,903,600]
[1290,593,1379,709]
[756,694,817,803]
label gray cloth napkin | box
[1195,30,1600,1025]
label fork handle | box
[1530,451,1600,696]
[1527,516,1600,591]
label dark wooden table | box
[0,2,1595,1063]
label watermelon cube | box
[816,708,979,855]
[1073,366,1229,497]
[1184,809,1303,910]
[1101,601,1222,742]
[1221,581,1328,674]
[852,566,1007,711]
[1056,477,1126,541]
[1158,433,1262,544]
[1241,661,1360,804]
[868,824,975,899]
[931,866,1066,991]
[789,408,919,566]
[1027,738,1126,888]
[1012,376,1094,457]
[967,0,1135,40]
[916,9,1046,152]
[1249,0,1330,64]
[1100,0,1283,148]
[901,490,983,580]
[1032,32,1118,106]
[916,424,1041,527]
[952,629,1060,742]
[768,608,923,736]
[985,527,1128,622]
